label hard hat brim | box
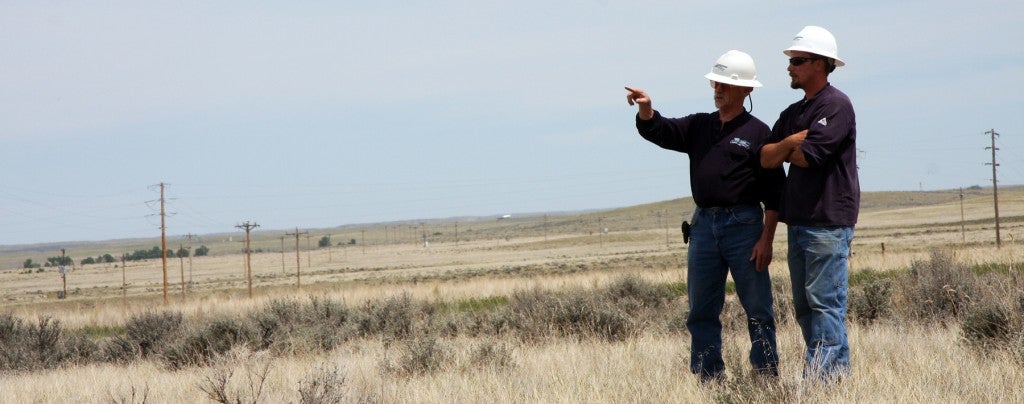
[704,72,763,88]
[784,48,845,67]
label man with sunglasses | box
[761,26,859,382]
[626,50,784,382]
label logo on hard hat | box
[713,63,727,72]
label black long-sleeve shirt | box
[636,110,784,210]
[769,84,859,226]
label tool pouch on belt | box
[680,220,691,244]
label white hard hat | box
[784,25,845,67]
[704,50,762,88]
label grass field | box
[1,187,1022,402]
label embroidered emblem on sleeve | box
[817,117,828,126]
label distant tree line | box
[123,245,209,261]
[21,245,212,269]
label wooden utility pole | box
[985,129,1001,248]
[236,221,260,298]
[280,236,286,274]
[185,233,195,288]
[121,253,127,302]
[959,187,966,243]
[286,228,308,289]
[177,244,187,301]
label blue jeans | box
[686,205,778,380]
[787,225,853,380]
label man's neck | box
[718,106,745,123]
[802,80,829,100]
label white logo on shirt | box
[729,137,751,150]
[818,117,828,126]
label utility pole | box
[160,182,169,305]
[959,187,966,243]
[985,129,1001,248]
[286,228,308,289]
[236,221,260,298]
[185,233,195,289]
[121,253,127,302]
[177,244,187,301]
[59,248,68,299]
[280,236,286,274]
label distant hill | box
[0,185,1018,271]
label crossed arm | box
[760,130,809,168]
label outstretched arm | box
[625,86,654,120]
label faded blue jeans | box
[787,225,854,380]
[686,205,778,380]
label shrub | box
[849,276,893,325]
[383,335,449,376]
[101,336,141,364]
[298,364,347,404]
[162,317,257,369]
[0,314,86,372]
[898,249,977,323]
[961,303,1013,348]
[124,311,183,357]
[196,349,270,404]
[250,297,353,355]
[467,339,515,370]
[604,274,673,308]
[356,293,416,341]
[507,288,638,342]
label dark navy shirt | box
[769,84,860,226]
[636,110,784,211]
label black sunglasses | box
[789,56,823,66]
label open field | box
[1,187,1023,402]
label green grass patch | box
[71,325,124,339]
[445,296,509,313]
[971,262,1024,276]
[664,281,687,297]
[849,268,901,287]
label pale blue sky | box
[2,1,1022,245]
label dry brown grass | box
[1,187,1023,402]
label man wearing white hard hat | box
[761,26,859,381]
[626,50,785,382]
